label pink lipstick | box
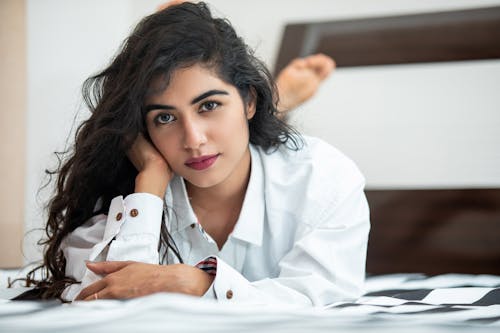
[185,154,219,171]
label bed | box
[1,271,499,332]
[1,6,500,332]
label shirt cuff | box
[201,282,217,300]
[118,193,163,238]
[104,193,163,263]
[209,256,268,304]
[195,257,217,299]
[102,193,162,240]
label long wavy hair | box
[25,2,301,300]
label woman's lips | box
[185,154,220,171]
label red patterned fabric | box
[195,256,217,276]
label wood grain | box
[275,6,500,74]
[365,189,500,275]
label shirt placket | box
[183,221,219,265]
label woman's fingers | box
[85,260,133,275]
[75,279,108,301]
[127,133,155,171]
[128,134,173,197]
[76,261,135,300]
[127,133,170,172]
[76,263,215,301]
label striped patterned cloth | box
[1,272,500,331]
[195,256,217,276]
[326,274,500,326]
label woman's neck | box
[186,148,251,213]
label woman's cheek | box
[159,144,177,166]
[149,132,176,164]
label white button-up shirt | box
[61,136,370,306]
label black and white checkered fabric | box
[327,274,500,326]
[1,272,499,332]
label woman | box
[35,2,369,306]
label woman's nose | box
[182,117,207,150]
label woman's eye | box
[200,101,220,112]
[154,113,175,124]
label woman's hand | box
[75,261,214,301]
[127,133,173,198]
[276,53,335,118]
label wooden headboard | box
[275,6,500,275]
[365,189,500,275]
[275,6,500,73]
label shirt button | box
[115,212,123,221]
[226,290,233,299]
[130,209,139,217]
[190,223,196,229]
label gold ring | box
[94,293,98,300]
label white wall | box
[292,60,500,189]
[25,0,138,263]
[24,0,500,262]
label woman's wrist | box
[134,168,170,198]
[190,267,215,296]
[160,264,215,297]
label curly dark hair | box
[25,2,302,300]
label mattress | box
[1,271,499,332]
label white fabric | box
[61,136,370,306]
[3,274,500,332]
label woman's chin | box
[182,173,222,190]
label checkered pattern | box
[1,271,500,330]
[327,274,500,326]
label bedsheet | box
[1,271,499,332]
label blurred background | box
[1,0,499,267]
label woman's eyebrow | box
[144,104,174,113]
[191,89,229,104]
[144,89,229,113]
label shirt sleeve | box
[61,193,163,301]
[195,257,217,299]
[203,181,370,307]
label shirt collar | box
[165,144,265,247]
[165,176,198,233]
[230,144,265,246]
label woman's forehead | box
[146,64,237,103]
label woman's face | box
[144,64,255,190]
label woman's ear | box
[246,87,257,120]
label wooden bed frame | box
[365,189,500,275]
[275,6,500,73]
[275,6,500,275]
